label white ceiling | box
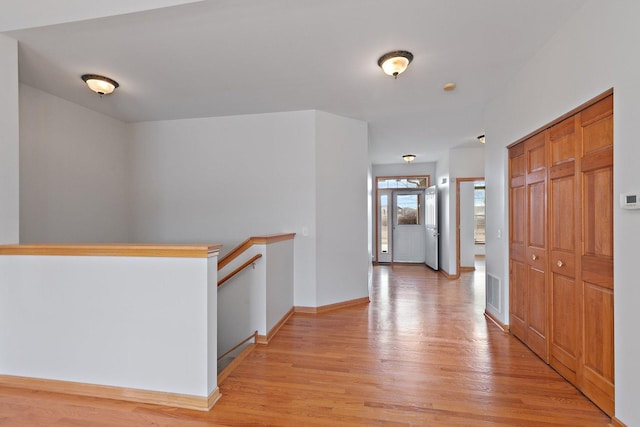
[3,0,585,164]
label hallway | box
[0,263,611,426]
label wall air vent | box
[486,274,501,313]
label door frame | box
[455,177,484,277]
[374,175,430,263]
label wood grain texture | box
[217,253,262,286]
[0,375,219,411]
[484,310,509,333]
[295,296,370,314]
[612,416,628,427]
[508,94,614,417]
[218,233,295,269]
[0,262,613,426]
[217,343,256,385]
[257,307,295,344]
[0,243,222,258]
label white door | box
[392,190,426,263]
[425,185,439,270]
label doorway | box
[456,178,485,276]
[375,176,430,263]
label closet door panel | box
[525,133,548,360]
[527,181,546,249]
[579,96,614,416]
[582,167,613,259]
[508,92,614,418]
[509,259,527,339]
[581,282,614,415]
[548,116,580,382]
[509,146,527,341]
[526,265,547,358]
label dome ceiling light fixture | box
[403,154,416,163]
[477,135,486,144]
[81,74,119,96]
[378,50,414,79]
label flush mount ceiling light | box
[81,74,119,95]
[403,154,416,163]
[443,82,457,91]
[478,135,486,144]
[378,50,413,79]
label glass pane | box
[425,192,436,227]
[380,195,388,253]
[474,185,486,243]
[397,194,420,225]
[475,215,485,243]
[378,177,428,189]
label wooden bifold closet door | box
[508,92,614,416]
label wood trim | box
[218,238,253,269]
[250,233,296,245]
[459,266,475,272]
[217,254,262,287]
[217,331,258,361]
[0,374,220,411]
[207,388,222,411]
[218,233,295,269]
[439,269,459,280]
[217,343,256,385]
[507,88,613,149]
[0,243,222,258]
[484,310,509,333]
[295,296,370,314]
[611,416,628,427]
[257,307,295,344]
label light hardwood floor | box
[0,261,611,426]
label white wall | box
[217,244,266,355]
[19,84,130,243]
[436,146,485,275]
[485,0,639,423]
[371,162,437,182]
[128,110,369,308]
[265,239,295,331]
[315,111,369,306]
[0,253,217,398]
[17,95,370,309]
[613,2,640,424]
[0,35,19,244]
[435,153,450,272]
[128,111,318,305]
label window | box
[396,194,421,225]
[474,182,486,244]
[377,177,428,189]
[380,195,389,253]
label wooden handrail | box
[0,243,222,258]
[217,233,295,270]
[217,331,258,361]
[218,254,262,287]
